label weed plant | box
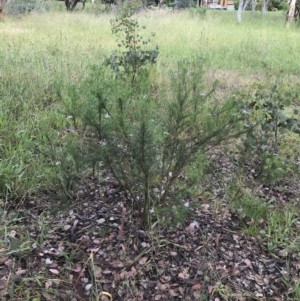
[230,191,300,256]
[237,78,300,183]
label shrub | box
[174,0,195,9]
[61,14,247,227]
[189,6,207,18]
[268,0,288,11]
[76,63,245,227]
[5,0,49,15]
[108,12,159,86]
[238,80,300,183]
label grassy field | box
[1,4,300,300]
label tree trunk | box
[251,0,256,13]
[286,0,296,25]
[237,0,244,23]
[0,0,3,21]
[158,0,164,8]
[242,0,250,10]
[261,0,269,15]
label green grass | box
[231,194,300,252]
[153,10,300,74]
[2,9,300,77]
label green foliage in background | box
[189,6,207,18]
[235,0,288,11]
[238,80,300,183]
[5,0,50,15]
[108,12,159,86]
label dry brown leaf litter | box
[0,174,299,301]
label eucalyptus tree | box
[252,0,256,13]
[237,0,244,23]
[65,0,85,11]
[286,0,296,25]
[261,0,269,14]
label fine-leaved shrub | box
[107,9,159,86]
[62,13,247,227]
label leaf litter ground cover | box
[0,167,300,301]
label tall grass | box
[2,10,300,77]
[0,7,300,200]
[152,10,300,74]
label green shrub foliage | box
[63,15,246,227]
[108,14,159,86]
[239,80,300,183]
